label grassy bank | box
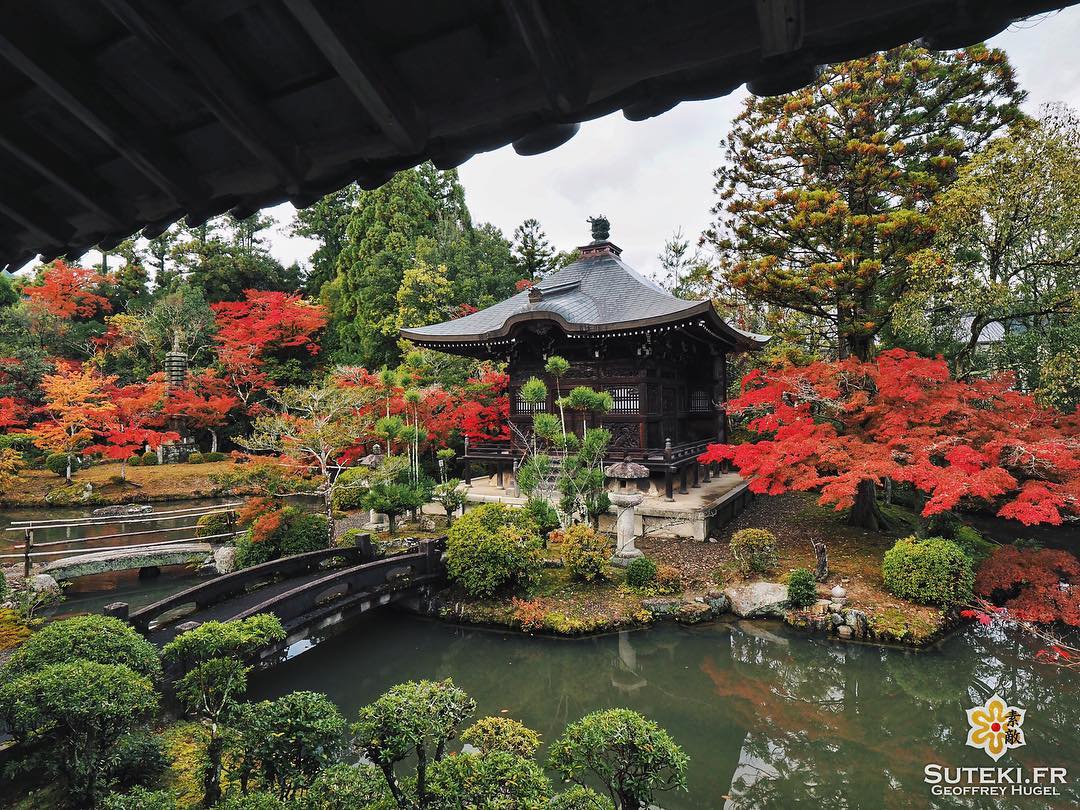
[0,460,245,508]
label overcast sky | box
[66,8,1080,282]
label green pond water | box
[248,612,1079,810]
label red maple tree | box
[973,546,1080,626]
[164,370,240,453]
[699,350,1080,529]
[23,260,113,320]
[0,396,24,431]
[86,380,179,480]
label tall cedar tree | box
[705,45,1026,360]
[700,350,1080,530]
[329,165,458,367]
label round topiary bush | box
[446,504,541,598]
[0,614,161,682]
[560,524,610,582]
[126,454,142,467]
[625,556,658,589]
[187,451,205,464]
[204,451,227,463]
[278,510,329,555]
[729,528,778,577]
[882,535,974,608]
[461,716,541,757]
[786,568,817,608]
[45,452,74,477]
[140,451,159,466]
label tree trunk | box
[811,539,829,582]
[203,731,224,807]
[848,479,886,531]
[324,487,336,547]
[210,429,218,454]
[65,453,72,483]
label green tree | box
[511,218,556,280]
[161,615,286,807]
[396,259,453,330]
[231,691,346,801]
[0,660,159,806]
[892,106,1080,385]
[548,709,688,810]
[329,167,448,366]
[706,45,1026,360]
[0,614,160,684]
[426,749,551,809]
[292,184,360,296]
[351,678,476,808]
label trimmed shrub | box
[104,731,169,795]
[446,504,541,598]
[882,535,974,608]
[655,564,682,594]
[127,454,142,467]
[786,568,817,608]
[45,452,75,477]
[0,614,161,683]
[195,511,235,539]
[102,787,178,810]
[548,787,614,810]
[204,451,227,462]
[625,557,658,589]
[561,524,610,582]
[729,528,778,577]
[278,511,328,555]
[297,763,388,810]
[461,716,541,757]
[331,466,369,510]
[140,451,159,466]
[187,452,205,464]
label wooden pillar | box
[463,458,471,485]
[703,463,711,483]
[496,462,505,489]
[664,438,674,501]
[692,462,700,488]
[23,528,33,578]
[679,465,689,495]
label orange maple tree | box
[30,364,116,481]
[699,350,1080,529]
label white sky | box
[38,8,1080,281]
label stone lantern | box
[604,457,649,566]
[359,444,387,529]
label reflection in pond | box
[248,613,1079,809]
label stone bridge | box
[117,538,446,662]
[43,542,212,582]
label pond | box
[0,499,227,614]
[249,613,1079,809]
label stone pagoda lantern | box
[604,456,649,566]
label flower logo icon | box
[966,694,1026,761]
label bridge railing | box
[231,539,446,629]
[129,538,373,633]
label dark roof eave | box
[401,301,769,351]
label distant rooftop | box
[401,222,768,351]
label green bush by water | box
[446,504,541,598]
[786,568,817,608]
[626,557,658,589]
[882,535,974,608]
[560,524,610,583]
[730,528,778,576]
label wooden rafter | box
[501,0,589,114]
[282,0,427,154]
[0,124,128,230]
[0,27,202,206]
[100,0,307,194]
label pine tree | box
[706,44,1026,360]
[511,218,555,280]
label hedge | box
[882,535,974,608]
